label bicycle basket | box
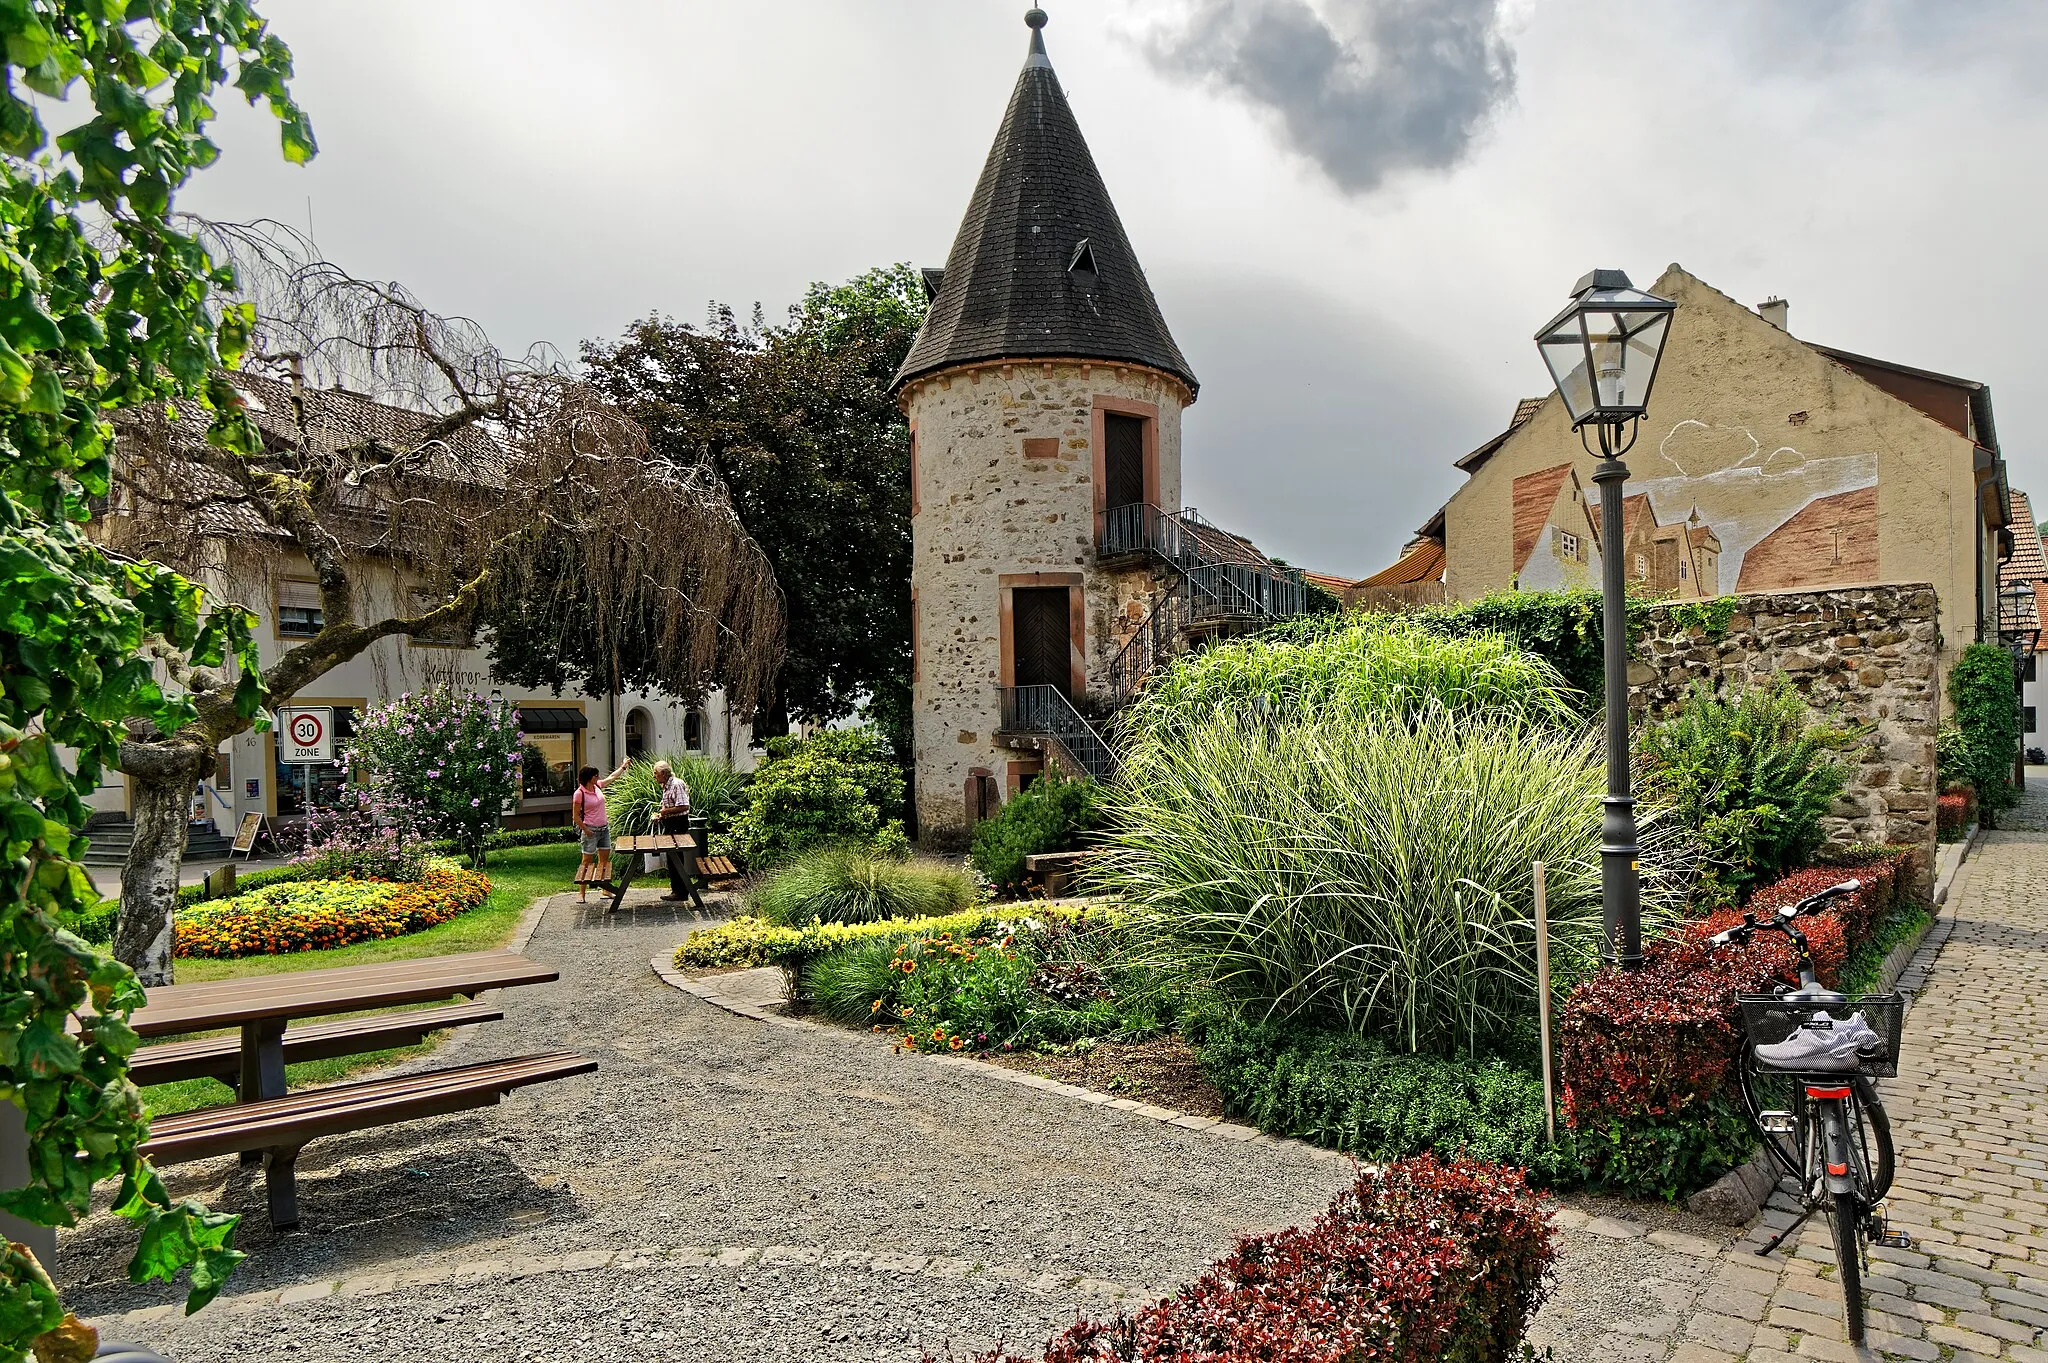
[1735,992,1907,1078]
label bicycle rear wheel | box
[1739,1052,1806,1179]
[1833,1189,1866,1342]
[1850,1076,1893,1201]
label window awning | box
[516,707,587,733]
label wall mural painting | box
[1511,421,1879,599]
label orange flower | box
[870,999,883,1013]
[949,1037,964,1050]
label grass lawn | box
[142,841,580,1117]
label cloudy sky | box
[177,0,2048,578]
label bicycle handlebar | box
[1708,879,1861,947]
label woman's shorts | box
[580,825,611,854]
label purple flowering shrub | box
[289,787,435,883]
[344,687,524,868]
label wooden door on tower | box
[1104,413,1146,511]
[1012,587,1074,698]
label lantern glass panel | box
[1538,320,1596,424]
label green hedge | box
[1948,643,2020,823]
[1199,1018,1581,1186]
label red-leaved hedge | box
[945,1156,1555,1363]
[1937,789,1974,839]
[1560,849,1907,1129]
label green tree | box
[562,265,925,750]
[727,728,907,868]
[0,1,314,1352]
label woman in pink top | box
[572,760,628,901]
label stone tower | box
[895,8,1199,839]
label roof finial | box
[1025,7,1051,68]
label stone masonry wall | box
[905,360,1186,839]
[1630,581,1940,897]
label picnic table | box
[128,950,594,1228]
[584,821,743,913]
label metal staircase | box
[997,505,1314,779]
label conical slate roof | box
[893,11,1197,396]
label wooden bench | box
[573,863,615,886]
[1022,849,1100,897]
[142,1051,597,1228]
[695,854,742,885]
[127,1001,504,1087]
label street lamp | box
[1998,582,2039,656]
[1534,269,1678,970]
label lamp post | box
[1534,269,1677,970]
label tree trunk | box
[112,743,209,987]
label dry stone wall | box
[1629,582,1940,895]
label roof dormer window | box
[1068,238,1098,289]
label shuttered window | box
[276,580,324,637]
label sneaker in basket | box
[1754,1011,1881,1072]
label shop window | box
[275,706,356,816]
[519,732,579,798]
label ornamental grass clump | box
[751,845,977,926]
[607,754,749,836]
[1120,615,1579,746]
[1100,705,1689,1058]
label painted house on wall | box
[2000,489,2048,757]
[1425,265,2011,682]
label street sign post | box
[280,707,334,763]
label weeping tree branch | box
[103,220,785,983]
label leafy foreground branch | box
[0,0,319,1354]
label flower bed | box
[673,901,1117,972]
[948,1155,1555,1363]
[174,866,491,959]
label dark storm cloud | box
[1144,0,1516,194]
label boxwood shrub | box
[1199,1017,1580,1186]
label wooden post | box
[1534,860,1556,1146]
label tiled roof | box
[892,18,1195,395]
[1511,463,1573,569]
[109,369,508,540]
[1453,397,1549,472]
[2003,489,2046,580]
[1357,539,1445,587]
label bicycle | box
[1708,879,1911,1343]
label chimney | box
[1757,297,1789,331]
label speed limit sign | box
[280,707,334,762]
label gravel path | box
[62,890,1356,1359]
[61,884,1806,1361]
